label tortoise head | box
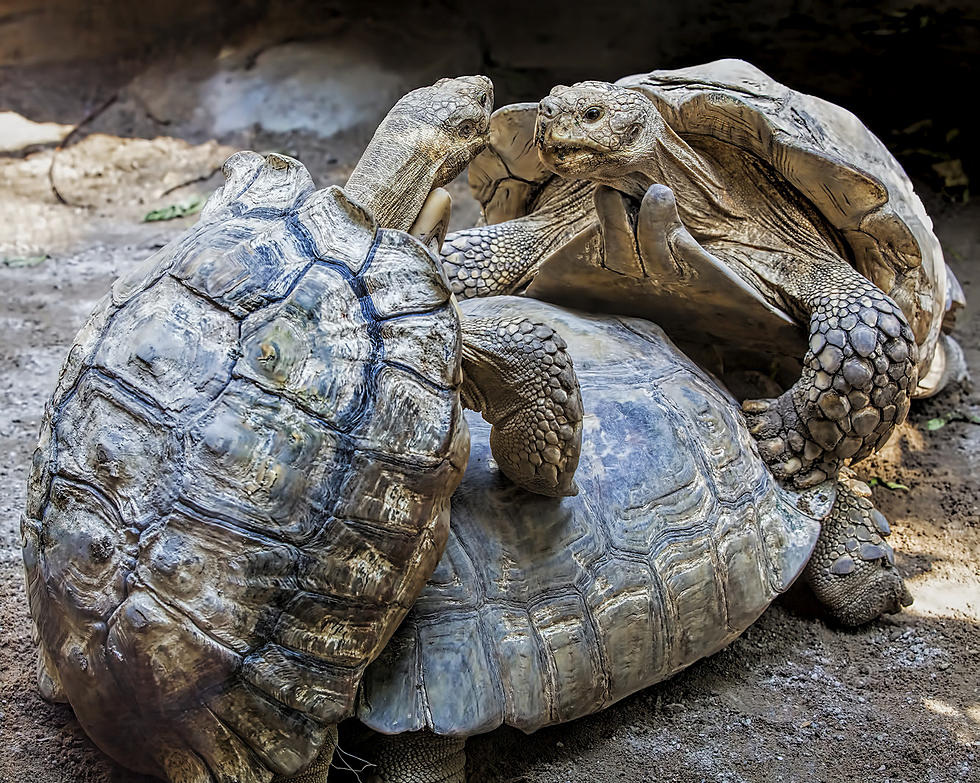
[411,76,494,183]
[346,75,493,232]
[535,81,663,185]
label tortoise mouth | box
[536,140,601,176]
[534,115,610,176]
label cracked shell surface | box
[357,296,825,737]
[20,152,469,782]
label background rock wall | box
[2,0,976,192]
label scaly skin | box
[369,733,465,783]
[441,179,596,298]
[408,182,585,499]
[520,80,915,625]
[804,474,912,626]
[534,81,918,488]
[346,76,493,231]
[348,80,587,499]
[460,317,583,497]
[271,727,337,783]
[745,266,918,487]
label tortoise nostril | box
[539,98,559,119]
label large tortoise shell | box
[357,297,828,737]
[619,59,946,380]
[21,152,469,781]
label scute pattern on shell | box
[21,152,469,782]
[357,297,823,737]
[467,103,553,225]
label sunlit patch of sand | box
[923,699,980,745]
[905,563,980,621]
[0,133,232,255]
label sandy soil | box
[1,95,978,783]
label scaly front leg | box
[804,474,912,625]
[460,316,584,497]
[627,184,917,487]
[414,185,584,498]
[743,262,918,488]
[441,179,596,299]
[370,732,466,783]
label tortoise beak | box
[535,100,583,172]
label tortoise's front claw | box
[747,277,917,490]
[813,553,912,627]
[742,393,836,488]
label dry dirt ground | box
[1,102,978,783]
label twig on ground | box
[48,93,119,207]
[158,166,222,198]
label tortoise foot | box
[742,393,834,489]
[460,316,583,497]
[745,273,918,487]
[441,178,595,301]
[803,475,912,626]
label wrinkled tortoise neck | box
[612,120,728,222]
[346,112,462,233]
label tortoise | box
[440,59,966,490]
[351,296,909,783]
[20,76,586,783]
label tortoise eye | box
[583,106,604,122]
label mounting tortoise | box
[21,76,586,783]
[352,296,909,783]
[441,59,966,490]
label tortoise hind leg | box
[371,733,466,783]
[805,474,912,626]
[743,262,918,488]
